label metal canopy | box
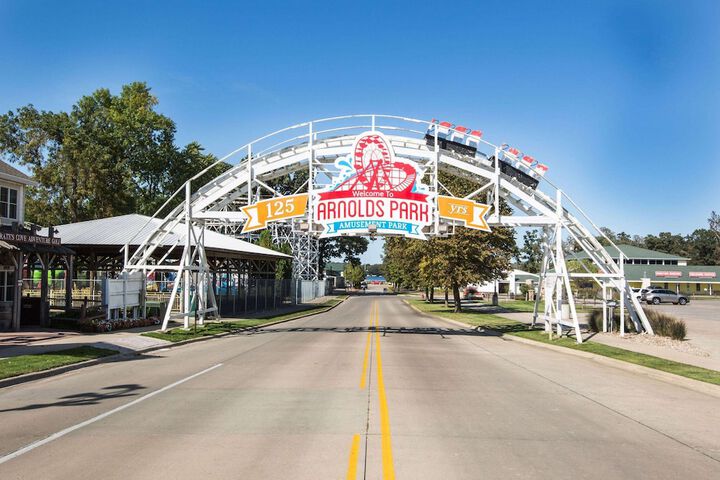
[123,115,652,340]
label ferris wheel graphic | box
[334,132,416,194]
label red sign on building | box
[689,272,717,278]
[655,271,682,278]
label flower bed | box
[77,317,160,333]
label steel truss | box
[203,221,319,281]
[123,115,652,341]
[269,222,319,280]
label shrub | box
[645,309,687,341]
[587,309,603,333]
[586,309,635,333]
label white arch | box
[123,115,651,340]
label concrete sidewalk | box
[0,326,171,358]
[0,295,342,359]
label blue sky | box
[2,0,718,263]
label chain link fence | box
[34,274,334,320]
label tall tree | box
[0,82,223,225]
[383,236,423,290]
[320,237,369,268]
[516,230,544,273]
[709,212,720,264]
[383,171,516,311]
[710,211,720,243]
[643,232,688,257]
[686,229,718,266]
[440,226,516,312]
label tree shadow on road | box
[238,325,494,338]
[0,384,146,412]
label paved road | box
[1,295,719,479]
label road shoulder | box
[402,298,720,399]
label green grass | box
[407,299,720,386]
[142,296,347,343]
[0,346,118,380]
[409,299,529,332]
[498,299,542,313]
[499,299,599,313]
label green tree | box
[275,243,293,279]
[709,211,720,263]
[382,236,422,290]
[597,227,617,246]
[364,263,383,276]
[344,263,366,288]
[439,226,516,312]
[320,237,369,268]
[710,211,720,241]
[257,229,293,279]
[383,171,516,311]
[643,232,688,257]
[687,228,718,266]
[516,230,544,273]
[0,82,223,225]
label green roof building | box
[573,245,718,296]
[571,244,689,266]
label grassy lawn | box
[408,299,720,386]
[498,299,541,313]
[498,299,600,313]
[142,296,347,343]
[0,346,118,380]
[409,299,529,332]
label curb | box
[402,299,720,399]
[0,297,348,390]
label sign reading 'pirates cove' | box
[314,131,435,238]
[240,130,492,237]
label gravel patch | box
[599,332,711,358]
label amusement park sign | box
[314,131,434,238]
[240,130,491,238]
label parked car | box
[639,287,661,299]
[632,288,642,300]
[643,289,689,305]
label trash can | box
[21,296,43,326]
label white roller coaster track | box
[122,115,652,340]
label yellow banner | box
[437,195,491,231]
[241,194,309,233]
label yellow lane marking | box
[346,434,361,480]
[375,301,395,479]
[360,331,372,388]
[360,303,373,388]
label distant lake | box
[366,275,386,283]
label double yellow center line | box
[347,300,395,480]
